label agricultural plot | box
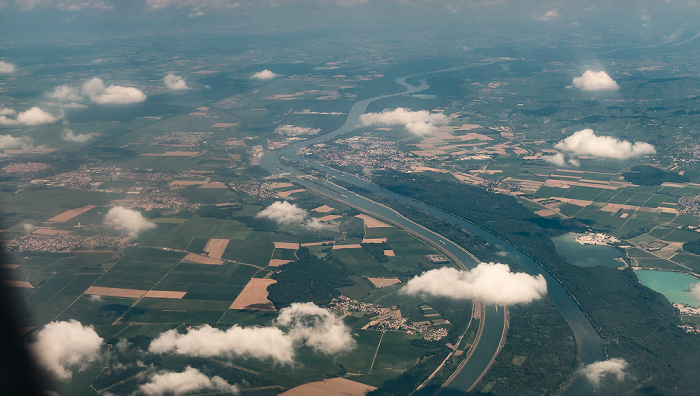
[337,276,376,300]
[281,378,376,396]
[229,278,277,311]
[332,249,395,278]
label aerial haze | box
[2,1,700,395]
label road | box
[259,66,604,394]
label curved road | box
[260,67,604,394]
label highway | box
[259,67,604,394]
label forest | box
[371,171,700,395]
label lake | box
[636,269,700,307]
[552,233,623,268]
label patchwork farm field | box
[3,182,456,394]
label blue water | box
[636,270,700,307]
[552,233,623,268]
[260,67,604,395]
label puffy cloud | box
[22,223,36,233]
[149,325,294,363]
[543,153,579,167]
[138,367,238,396]
[578,358,629,386]
[543,153,566,167]
[49,85,82,102]
[534,10,559,21]
[257,201,308,225]
[251,69,278,80]
[305,218,326,230]
[163,74,190,90]
[277,302,355,355]
[31,320,103,380]
[359,107,449,136]
[82,77,147,104]
[0,135,34,150]
[62,128,92,143]
[0,108,15,115]
[149,302,353,363]
[0,61,17,74]
[401,263,547,305]
[571,70,620,91]
[88,294,103,302]
[554,129,655,159]
[104,206,156,237]
[0,107,60,125]
[689,283,700,305]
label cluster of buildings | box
[229,181,277,199]
[575,232,621,246]
[2,162,50,175]
[329,295,449,341]
[482,178,521,193]
[7,233,130,253]
[31,167,183,190]
[274,125,321,137]
[154,132,213,146]
[118,190,194,211]
[678,196,700,215]
[302,135,423,173]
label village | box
[330,295,449,342]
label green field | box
[332,249,396,278]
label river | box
[259,67,604,394]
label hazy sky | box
[1,0,697,34]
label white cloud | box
[149,325,294,363]
[305,218,326,230]
[82,77,147,104]
[554,129,656,159]
[534,10,559,21]
[257,201,308,225]
[251,69,278,80]
[0,135,35,150]
[49,85,83,102]
[104,206,156,237]
[0,61,17,74]
[277,302,355,355]
[543,153,566,167]
[689,283,700,305]
[0,108,15,115]
[88,294,103,302]
[138,367,238,396]
[0,107,60,125]
[163,74,190,90]
[359,107,449,136]
[31,320,103,380]
[22,223,36,233]
[62,128,92,143]
[579,358,629,386]
[401,263,547,305]
[149,302,353,363]
[542,153,579,167]
[146,0,176,9]
[571,70,620,91]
